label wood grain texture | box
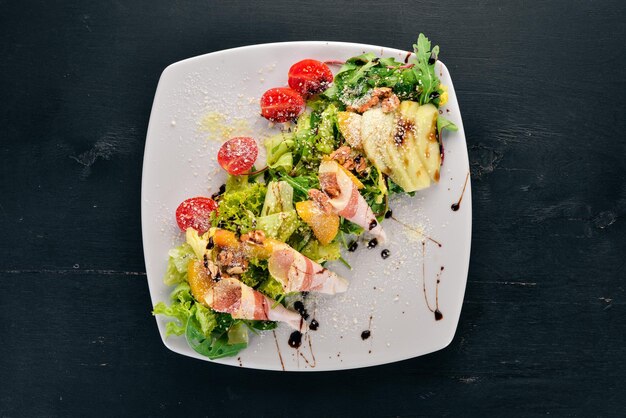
[1,0,625,416]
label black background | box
[1,1,625,416]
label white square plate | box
[142,41,471,371]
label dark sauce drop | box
[293,301,309,320]
[451,172,470,212]
[211,184,226,199]
[384,210,393,219]
[434,310,443,321]
[348,241,358,252]
[367,238,378,249]
[428,52,437,65]
[361,330,371,340]
[310,319,319,331]
[288,331,302,348]
[206,236,214,250]
[381,249,390,259]
[369,219,378,230]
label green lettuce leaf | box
[256,276,285,300]
[185,314,247,360]
[185,228,209,260]
[437,115,458,136]
[261,181,294,216]
[265,133,294,172]
[315,103,339,154]
[152,282,195,336]
[211,180,266,234]
[163,243,195,286]
[301,240,341,264]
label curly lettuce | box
[211,176,266,233]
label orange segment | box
[322,156,364,189]
[213,229,239,248]
[338,163,365,189]
[296,200,339,245]
[187,260,212,304]
[243,239,274,260]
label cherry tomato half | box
[288,59,333,96]
[175,197,217,234]
[217,136,259,175]
[260,87,305,123]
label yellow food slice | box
[295,200,339,245]
[213,229,239,248]
[337,111,362,149]
[414,103,441,182]
[187,260,211,305]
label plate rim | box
[142,40,472,371]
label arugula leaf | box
[411,33,441,105]
[279,174,319,201]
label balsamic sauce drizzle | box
[298,335,317,368]
[272,330,285,371]
[286,302,318,368]
[451,172,470,211]
[421,242,444,321]
[390,216,442,247]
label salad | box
[153,33,458,360]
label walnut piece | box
[240,229,266,245]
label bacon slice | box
[319,159,387,243]
[267,244,349,295]
[189,262,306,332]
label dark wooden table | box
[2,1,625,416]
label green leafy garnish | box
[163,243,195,286]
[210,179,266,233]
[324,32,445,108]
[411,33,441,105]
[437,114,458,135]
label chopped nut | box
[381,94,400,113]
[218,250,233,266]
[353,154,367,173]
[217,249,248,276]
[240,229,266,245]
[226,266,245,275]
[329,146,352,165]
[206,260,220,278]
[348,87,394,113]
[330,145,368,174]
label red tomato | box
[175,197,217,234]
[288,59,333,96]
[217,136,259,175]
[260,87,305,123]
